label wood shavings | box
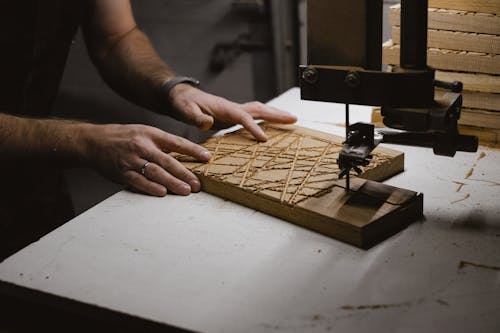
[451,193,470,204]
[454,181,466,192]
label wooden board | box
[388,65,500,94]
[174,123,422,249]
[383,41,500,75]
[459,107,500,128]
[435,89,500,111]
[372,105,500,129]
[457,124,500,146]
[435,70,500,94]
[461,91,500,111]
[372,108,500,147]
[428,0,500,15]
[389,5,500,35]
[392,26,500,54]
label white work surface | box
[1,88,499,332]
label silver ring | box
[140,161,151,176]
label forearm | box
[0,113,91,163]
[85,26,174,113]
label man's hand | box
[167,84,297,141]
[82,0,297,196]
[83,123,212,196]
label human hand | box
[82,123,211,196]
[166,84,297,141]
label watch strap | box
[162,76,200,95]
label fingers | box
[191,103,215,131]
[124,170,167,197]
[168,87,296,142]
[241,101,297,124]
[238,111,268,142]
[220,101,296,142]
[139,131,208,195]
[127,154,201,196]
[179,101,215,131]
[153,130,212,162]
[147,151,202,193]
[139,160,194,195]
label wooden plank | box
[388,65,500,94]
[174,123,421,248]
[459,91,500,111]
[459,107,500,129]
[383,41,500,75]
[434,89,500,111]
[372,105,500,130]
[435,70,500,94]
[457,124,500,146]
[428,0,500,15]
[392,26,500,54]
[372,107,500,147]
[389,5,500,35]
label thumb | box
[196,113,214,131]
[179,102,214,130]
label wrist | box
[161,76,200,108]
[162,76,200,96]
[71,122,100,165]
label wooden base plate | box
[175,123,423,248]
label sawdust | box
[453,181,466,192]
[458,260,500,271]
[465,168,474,179]
[477,152,486,161]
[467,178,500,186]
[451,193,470,204]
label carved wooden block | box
[175,123,423,248]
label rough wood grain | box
[383,41,500,75]
[456,124,500,146]
[392,26,500,54]
[459,107,500,128]
[389,5,500,35]
[461,91,500,111]
[174,123,422,248]
[428,0,500,15]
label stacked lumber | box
[381,2,500,147]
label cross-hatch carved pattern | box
[176,125,393,206]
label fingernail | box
[201,150,212,160]
[189,179,201,192]
[180,183,191,195]
[159,186,168,196]
[259,130,268,141]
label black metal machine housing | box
[299,0,478,189]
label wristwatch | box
[162,76,200,95]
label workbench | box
[1,88,499,332]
